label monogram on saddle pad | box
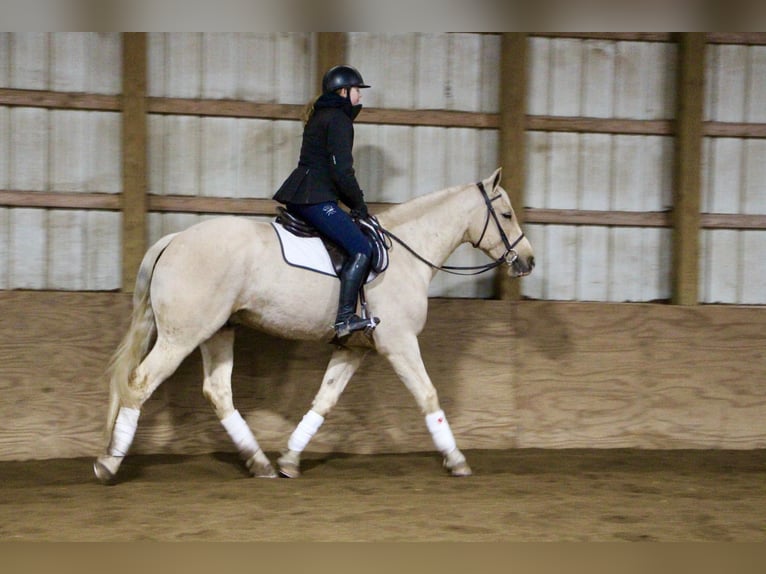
[272,207,389,281]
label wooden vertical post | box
[121,33,148,293]
[495,33,528,300]
[672,33,705,305]
[316,33,347,93]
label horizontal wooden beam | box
[525,208,671,227]
[530,33,675,42]
[146,97,304,121]
[527,116,673,135]
[147,195,280,215]
[530,32,766,45]
[2,190,764,230]
[0,190,120,210]
[2,88,765,139]
[0,88,120,111]
[700,213,766,230]
[525,208,766,230]
[703,121,766,138]
[706,32,766,45]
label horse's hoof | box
[449,461,473,477]
[93,455,122,484]
[277,451,301,478]
[278,462,301,478]
[443,450,472,477]
[246,457,277,478]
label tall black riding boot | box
[334,252,378,339]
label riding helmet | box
[322,65,370,94]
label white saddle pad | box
[272,222,337,277]
[271,222,378,283]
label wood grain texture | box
[0,293,764,461]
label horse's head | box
[468,168,535,278]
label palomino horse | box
[94,168,534,483]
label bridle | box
[377,181,526,276]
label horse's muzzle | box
[509,254,534,277]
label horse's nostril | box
[528,256,535,269]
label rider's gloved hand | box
[351,203,369,220]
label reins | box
[373,181,526,277]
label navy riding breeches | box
[286,201,372,258]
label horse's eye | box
[501,212,513,220]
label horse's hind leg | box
[378,333,472,477]
[200,327,276,478]
[94,338,193,483]
[278,347,367,478]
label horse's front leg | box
[278,347,367,478]
[378,333,472,477]
[200,327,276,478]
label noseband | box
[378,181,526,276]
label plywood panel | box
[1,295,765,461]
[512,301,766,448]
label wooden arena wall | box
[1,291,764,462]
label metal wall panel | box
[2,34,763,301]
[348,33,501,297]
[146,33,312,248]
[525,37,677,302]
[0,33,121,290]
[702,44,766,304]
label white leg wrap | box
[287,410,325,453]
[221,410,261,459]
[426,409,457,455]
[109,407,140,457]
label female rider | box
[274,65,378,340]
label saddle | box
[275,207,389,277]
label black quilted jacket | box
[273,92,366,211]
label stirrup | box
[334,314,380,339]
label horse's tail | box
[102,233,178,449]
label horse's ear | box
[490,167,502,190]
